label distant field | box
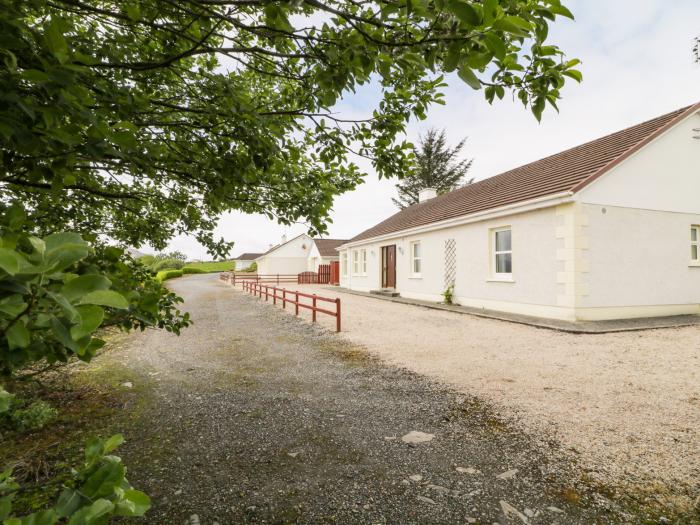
[184,260,235,272]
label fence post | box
[336,298,341,332]
[295,292,299,316]
[312,295,317,323]
[277,274,280,285]
[282,289,286,309]
[273,286,277,305]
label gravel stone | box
[110,274,654,523]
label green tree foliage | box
[0,0,581,257]
[0,428,151,524]
[0,204,190,377]
[153,252,187,263]
[393,128,473,209]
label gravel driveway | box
[282,284,700,514]
[105,274,655,524]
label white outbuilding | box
[337,103,700,321]
[255,234,348,275]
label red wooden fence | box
[227,273,299,286]
[242,280,341,332]
[298,271,319,284]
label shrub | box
[182,267,205,274]
[136,254,155,266]
[0,431,151,523]
[442,284,455,305]
[150,258,184,272]
[242,261,257,273]
[155,269,183,282]
[9,400,58,432]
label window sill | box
[408,275,422,279]
[689,262,700,267]
[487,276,515,283]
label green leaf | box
[0,494,13,521]
[0,387,13,414]
[563,69,583,82]
[493,15,531,36]
[445,0,482,26]
[443,43,461,73]
[483,33,507,60]
[44,232,86,252]
[114,489,150,517]
[61,275,112,303]
[28,237,46,256]
[6,322,30,350]
[66,499,114,525]
[45,18,68,61]
[50,317,78,351]
[78,290,129,310]
[55,489,83,518]
[47,292,81,323]
[457,64,482,90]
[80,459,125,499]
[0,248,26,276]
[102,434,125,454]
[4,509,58,525]
[549,4,575,19]
[6,204,26,229]
[70,305,104,340]
[44,244,90,272]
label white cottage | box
[232,252,262,271]
[255,234,348,275]
[338,103,700,321]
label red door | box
[329,261,340,285]
[381,245,396,288]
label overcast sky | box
[160,0,700,260]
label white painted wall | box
[577,110,700,214]
[338,110,700,321]
[340,206,568,319]
[578,204,700,318]
[256,234,313,274]
[571,109,700,319]
[234,259,254,270]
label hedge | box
[182,267,206,274]
[155,269,183,282]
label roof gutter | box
[337,191,574,250]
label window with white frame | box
[692,226,699,262]
[410,241,422,277]
[352,250,359,275]
[361,249,367,275]
[492,227,512,277]
[341,252,348,276]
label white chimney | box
[418,187,437,203]
[281,234,288,244]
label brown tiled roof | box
[235,252,262,261]
[313,238,349,257]
[349,103,699,244]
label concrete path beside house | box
[104,274,667,524]
[244,282,700,515]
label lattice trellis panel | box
[444,238,456,288]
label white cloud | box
[165,0,700,259]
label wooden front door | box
[381,245,396,288]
